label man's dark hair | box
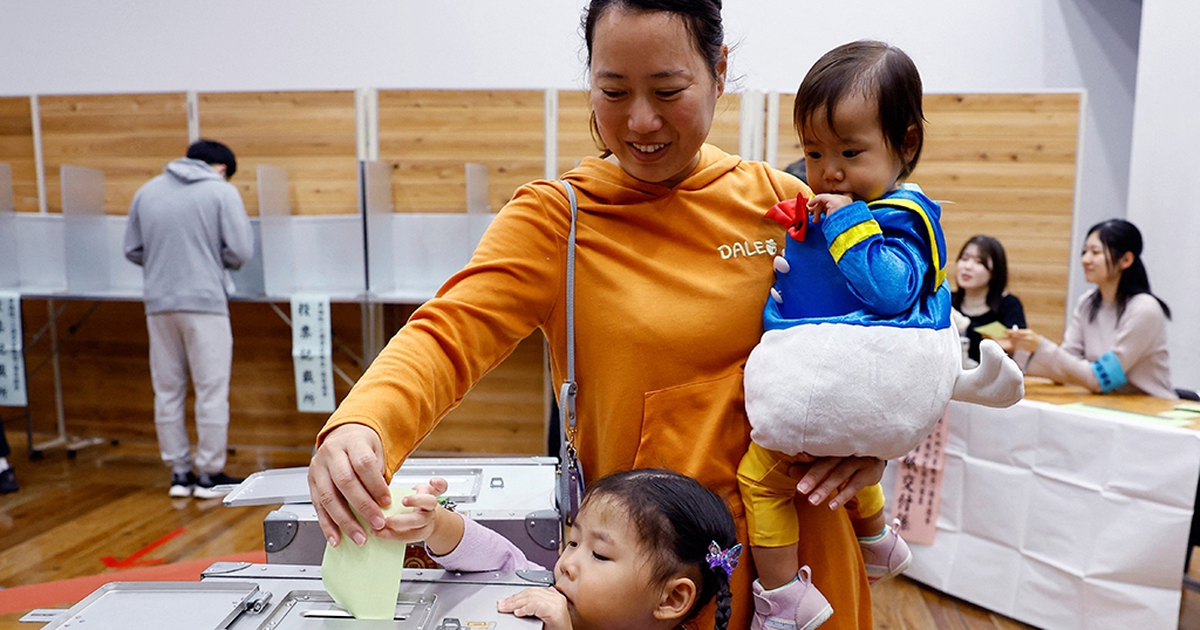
[186,139,238,179]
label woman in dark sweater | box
[951,235,1026,363]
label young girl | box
[740,40,1024,629]
[951,235,1026,363]
[394,468,742,630]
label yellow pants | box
[737,442,885,547]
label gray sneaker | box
[193,472,244,499]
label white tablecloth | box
[887,399,1200,630]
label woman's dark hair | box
[583,0,725,81]
[794,39,925,178]
[951,235,1009,314]
[582,0,725,153]
[1084,219,1170,322]
[186,139,238,179]
[583,468,738,630]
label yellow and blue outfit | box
[740,186,960,547]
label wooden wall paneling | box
[17,297,547,457]
[377,90,545,214]
[0,96,39,213]
[555,90,742,175]
[197,91,359,216]
[17,299,367,451]
[38,93,189,215]
[775,92,1081,342]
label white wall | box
[1043,0,1143,323]
[1126,0,1200,391]
[1,0,1052,94]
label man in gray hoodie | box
[124,140,254,499]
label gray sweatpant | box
[147,311,233,475]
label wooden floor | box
[1,429,1199,629]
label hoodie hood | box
[561,144,743,207]
[165,157,226,184]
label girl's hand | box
[1008,328,1043,354]
[807,193,853,222]
[308,423,392,548]
[789,455,886,510]
[498,587,572,630]
[388,480,453,542]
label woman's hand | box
[950,307,971,335]
[498,587,572,630]
[307,423,392,547]
[789,455,886,511]
[1007,328,1043,354]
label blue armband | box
[1091,351,1128,393]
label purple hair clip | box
[705,541,743,578]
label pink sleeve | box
[426,512,547,573]
[1024,335,1101,392]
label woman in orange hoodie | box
[307,2,882,628]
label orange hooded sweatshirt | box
[319,144,871,629]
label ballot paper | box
[971,321,1011,339]
[321,487,415,619]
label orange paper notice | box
[892,413,949,545]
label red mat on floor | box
[0,550,267,614]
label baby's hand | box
[381,478,449,544]
[498,587,572,630]
[807,193,853,222]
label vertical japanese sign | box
[0,292,27,407]
[290,295,336,413]
[891,412,949,545]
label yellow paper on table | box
[321,487,414,619]
[972,321,1012,339]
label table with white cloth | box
[885,379,1199,630]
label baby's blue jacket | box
[764,187,951,332]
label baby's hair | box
[583,469,739,630]
[794,39,926,178]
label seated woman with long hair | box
[1010,219,1174,398]
[951,235,1026,364]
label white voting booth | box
[257,164,363,301]
[363,160,495,302]
[0,164,18,291]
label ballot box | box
[223,457,561,570]
[36,561,549,629]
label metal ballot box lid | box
[213,563,548,629]
[224,457,558,519]
[38,563,549,629]
[38,581,267,630]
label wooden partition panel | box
[39,93,189,214]
[0,97,38,212]
[198,91,359,216]
[378,90,545,214]
[776,92,1081,342]
[557,90,742,175]
[17,299,546,456]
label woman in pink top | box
[1010,219,1175,398]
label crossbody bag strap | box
[557,180,584,532]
